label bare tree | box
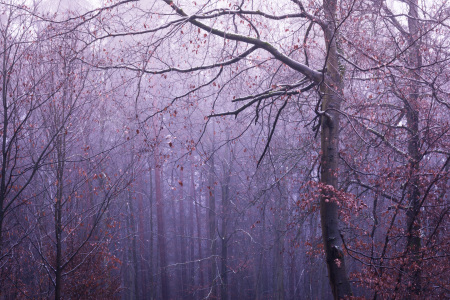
[90,1,360,297]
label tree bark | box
[404,0,422,295]
[319,1,352,299]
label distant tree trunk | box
[178,167,189,297]
[155,157,170,299]
[169,172,181,296]
[318,1,352,299]
[255,210,268,300]
[188,165,196,296]
[54,136,64,300]
[274,197,285,300]
[137,191,147,299]
[193,165,205,297]
[124,201,134,300]
[220,165,231,300]
[54,68,69,300]
[288,250,296,299]
[127,194,140,300]
[148,165,156,300]
[208,151,217,297]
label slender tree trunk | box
[148,166,156,300]
[274,194,285,300]
[255,209,267,300]
[169,172,181,297]
[155,157,170,299]
[194,168,205,297]
[137,192,147,300]
[188,165,196,297]
[208,152,217,297]
[288,251,296,299]
[220,167,230,300]
[178,167,189,297]
[125,202,135,300]
[274,233,285,300]
[54,69,68,299]
[0,40,8,250]
[127,195,140,300]
[54,155,63,300]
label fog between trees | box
[0,0,448,299]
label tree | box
[93,0,355,297]
[335,0,449,297]
[1,0,448,298]
[0,3,63,284]
[28,28,128,299]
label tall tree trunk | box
[404,0,422,295]
[274,194,285,300]
[288,250,296,299]
[188,165,196,297]
[125,201,135,300]
[274,232,285,300]
[220,166,231,300]
[54,143,64,300]
[127,195,140,300]
[0,36,8,250]
[148,166,156,300]
[318,1,352,298]
[155,157,170,299]
[255,210,268,300]
[137,191,148,300]
[178,167,189,297]
[195,168,205,297]
[169,172,181,297]
[208,151,217,297]
[54,65,69,299]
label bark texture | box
[319,0,352,298]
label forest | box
[0,0,448,299]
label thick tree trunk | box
[318,1,352,299]
[404,0,422,295]
[319,64,352,300]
